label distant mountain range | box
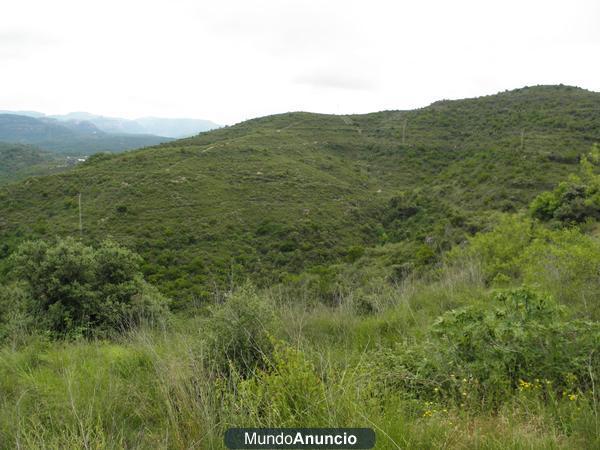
[0,113,174,154]
[0,110,220,138]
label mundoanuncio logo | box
[224,428,375,449]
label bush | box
[10,238,169,338]
[236,342,327,426]
[530,179,595,222]
[530,146,600,223]
[521,227,600,318]
[446,215,533,283]
[205,284,274,377]
[449,215,600,317]
[0,284,34,344]
[369,288,600,409]
[529,191,559,220]
[281,266,344,306]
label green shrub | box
[530,146,600,223]
[529,191,560,220]
[236,342,327,426]
[0,283,34,344]
[446,215,533,283]
[281,266,343,306]
[521,227,600,318]
[11,238,169,338]
[345,245,365,263]
[370,288,600,409]
[447,214,600,318]
[530,179,595,222]
[205,284,274,377]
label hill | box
[0,114,173,154]
[0,142,79,185]
[1,85,599,303]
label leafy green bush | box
[530,179,597,222]
[521,227,600,318]
[236,342,327,426]
[280,266,344,306]
[446,215,533,283]
[370,288,600,409]
[530,145,600,223]
[205,284,274,376]
[10,238,169,338]
[449,214,600,317]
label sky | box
[1,0,599,125]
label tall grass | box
[0,264,597,449]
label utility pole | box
[520,129,525,151]
[402,119,407,145]
[78,193,83,237]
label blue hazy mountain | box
[0,110,220,138]
[0,114,173,154]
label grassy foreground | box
[0,263,597,449]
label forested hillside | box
[0,142,76,185]
[1,85,598,302]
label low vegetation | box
[1,179,599,448]
[0,86,599,448]
[2,85,600,305]
[0,250,598,448]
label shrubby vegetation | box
[1,238,169,339]
[0,283,34,345]
[1,86,598,302]
[0,87,599,447]
[370,288,599,408]
[0,141,73,185]
[205,284,274,376]
[448,213,600,319]
[531,144,600,223]
[235,341,330,426]
[0,270,597,448]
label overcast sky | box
[1,0,599,125]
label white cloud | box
[0,0,598,124]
